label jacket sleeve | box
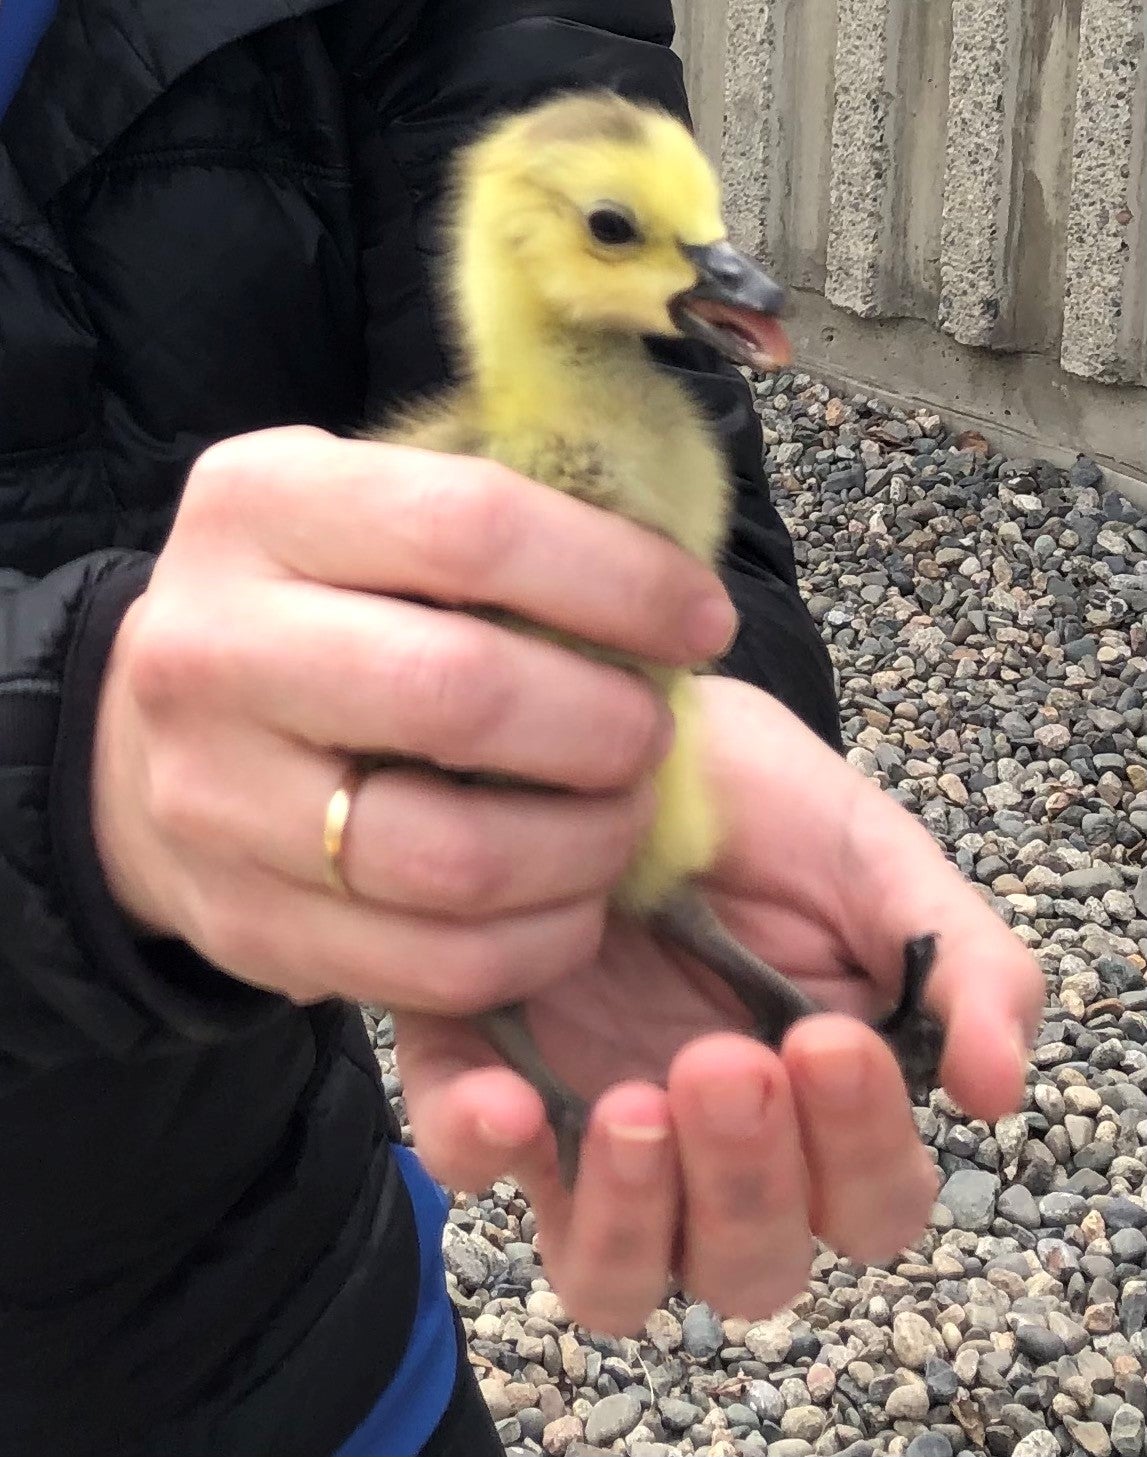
[0,557,288,1091]
[325,0,842,750]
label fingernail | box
[689,594,739,659]
[699,1075,768,1139]
[607,1122,670,1186]
[1013,1025,1033,1077]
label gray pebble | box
[939,1169,1001,1231]
[682,1302,725,1359]
[583,1394,642,1447]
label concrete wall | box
[671,0,1147,502]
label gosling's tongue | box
[672,240,792,372]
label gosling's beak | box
[670,241,792,371]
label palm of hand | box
[521,897,871,1104]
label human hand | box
[396,676,1044,1333]
[91,426,737,1005]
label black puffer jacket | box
[0,3,840,1454]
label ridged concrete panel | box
[720,0,776,263]
[824,0,893,317]
[1061,0,1147,383]
[721,0,841,292]
[939,0,1022,348]
[677,0,1147,483]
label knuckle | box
[145,749,206,846]
[404,820,506,911]
[185,427,327,529]
[127,606,217,714]
[413,463,519,592]
[594,679,663,782]
[193,896,275,978]
[393,622,511,763]
[184,436,257,521]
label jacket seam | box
[87,143,352,186]
[0,678,61,696]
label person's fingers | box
[134,582,673,795]
[835,797,1044,1119]
[164,724,657,918]
[393,1010,552,1192]
[191,429,736,666]
[668,1033,813,1320]
[784,1015,938,1265]
[397,1013,679,1334]
[522,1083,678,1335]
[170,854,608,1013]
[696,679,1045,1118]
[336,769,656,917]
[939,990,1036,1125]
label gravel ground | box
[363,370,1147,1457]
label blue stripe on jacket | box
[333,1145,459,1456]
[0,0,59,120]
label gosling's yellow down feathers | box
[369,91,787,911]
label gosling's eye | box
[586,204,642,247]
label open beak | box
[670,241,792,371]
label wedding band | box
[323,763,365,896]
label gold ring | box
[323,763,365,896]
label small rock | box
[998,1185,1041,1228]
[1111,1227,1147,1262]
[1064,1416,1112,1457]
[925,1357,959,1403]
[644,1309,682,1353]
[480,1378,514,1423]
[907,1437,954,1457]
[1070,456,1104,489]
[1015,1325,1067,1364]
[1111,1404,1145,1457]
[543,1415,585,1455]
[584,1393,642,1447]
[746,1380,785,1425]
[1012,1435,1060,1457]
[780,1405,826,1442]
[892,1311,937,1369]
[939,1169,1001,1231]
[745,1319,793,1364]
[682,1302,725,1359]
[885,1381,930,1420]
[658,1397,703,1432]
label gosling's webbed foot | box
[471,1003,590,1192]
[873,933,944,1095]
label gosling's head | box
[453,91,791,370]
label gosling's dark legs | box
[649,888,943,1091]
[472,905,942,1194]
[471,1004,589,1190]
[648,886,818,1042]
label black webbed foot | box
[872,933,944,1095]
